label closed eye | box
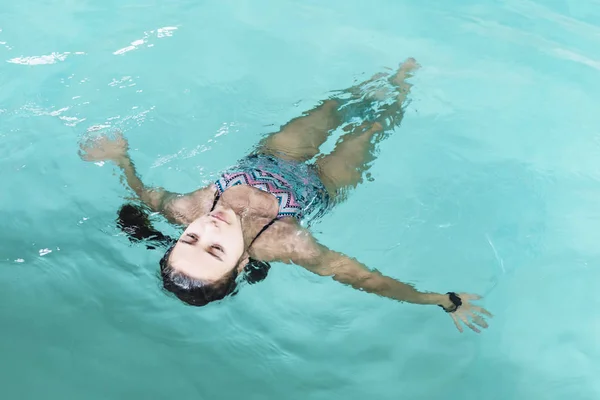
[181,232,199,245]
[210,245,224,261]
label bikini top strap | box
[249,217,277,247]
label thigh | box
[315,122,383,199]
[257,100,341,162]
[315,157,363,202]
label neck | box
[217,186,279,245]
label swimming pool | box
[2,0,600,398]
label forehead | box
[170,243,239,281]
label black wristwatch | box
[439,292,462,313]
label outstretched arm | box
[272,229,492,333]
[79,133,176,212]
[79,132,219,228]
[114,152,175,211]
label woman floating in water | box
[80,58,491,333]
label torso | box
[163,154,330,261]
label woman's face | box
[168,205,246,281]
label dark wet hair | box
[117,203,270,306]
[158,244,270,306]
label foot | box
[389,57,420,104]
[390,57,420,86]
[361,58,421,102]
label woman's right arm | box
[114,153,176,212]
[79,133,213,223]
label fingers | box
[450,314,463,333]
[472,305,493,318]
[447,293,492,333]
[79,138,101,154]
[469,312,489,329]
[451,311,487,333]
[114,131,127,144]
[459,313,480,333]
[79,137,93,149]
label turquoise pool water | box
[2,0,600,398]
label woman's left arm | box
[275,230,492,333]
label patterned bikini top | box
[215,167,303,220]
[214,155,330,224]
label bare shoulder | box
[162,185,216,225]
[249,218,323,265]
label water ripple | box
[6,51,85,66]
[113,26,178,56]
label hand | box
[79,132,129,163]
[446,293,493,333]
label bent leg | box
[256,69,399,162]
[316,122,384,196]
[316,58,419,198]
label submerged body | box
[81,59,491,333]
